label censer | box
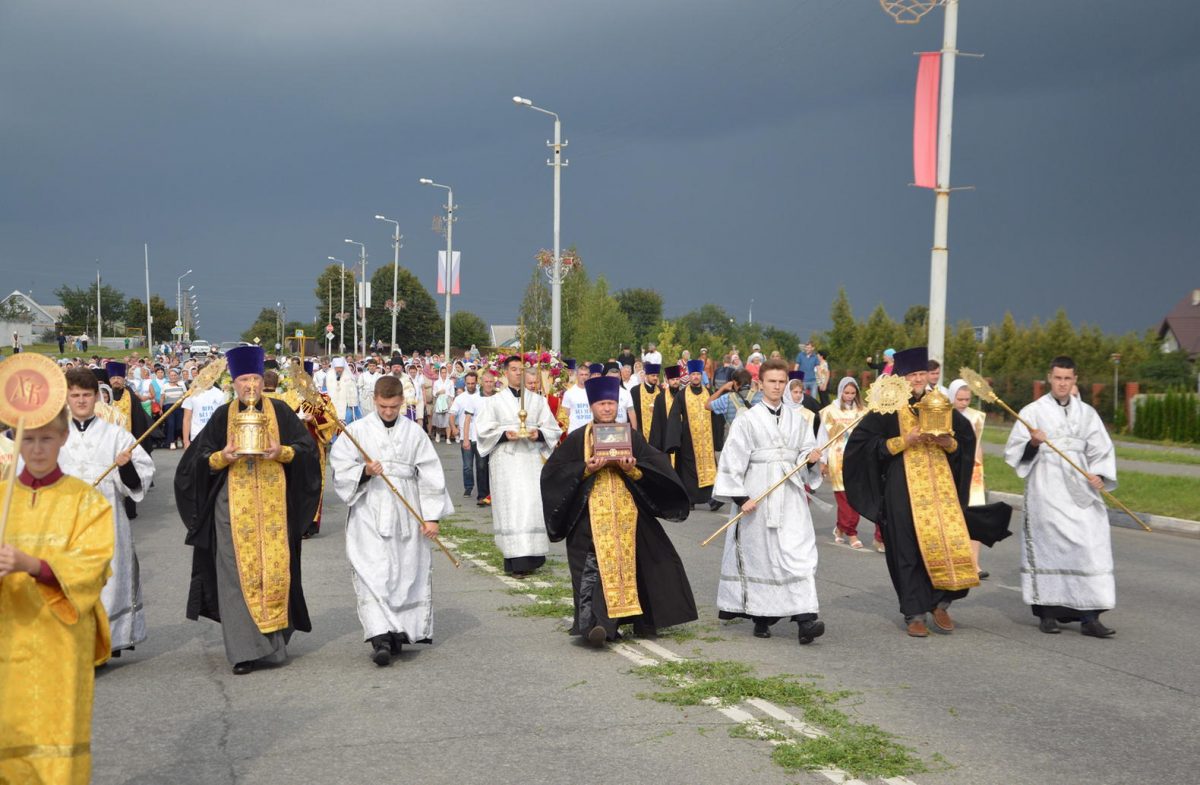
[233,383,270,456]
[915,386,954,437]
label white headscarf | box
[783,379,805,409]
[947,378,970,405]
[835,376,860,409]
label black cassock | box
[842,400,976,617]
[112,386,153,519]
[541,427,697,640]
[646,386,677,452]
[174,398,322,632]
[663,385,724,504]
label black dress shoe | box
[797,619,825,645]
[753,622,771,639]
[372,645,392,667]
[463,490,472,497]
[1081,620,1115,638]
[586,625,607,648]
[1038,616,1061,634]
[232,661,254,675]
[708,500,724,512]
[978,570,990,580]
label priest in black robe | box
[628,362,662,442]
[102,362,154,520]
[664,360,723,509]
[174,346,321,674]
[843,347,978,638]
[647,365,682,451]
[542,375,697,646]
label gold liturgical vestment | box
[584,424,642,618]
[0,474,114,785]
[637,384,659,440]
[684,386,716,488]
[208,401,294,633]
[892,406,977,591]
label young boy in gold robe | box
[0,407,115,785]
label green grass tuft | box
[771,725,929,780]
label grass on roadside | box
[632,659,930,779]
[983,455,1200,520]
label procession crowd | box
[0,338,1121,784]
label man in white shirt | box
[181,376,229,448]
[642,343,662,367]
[313,358,330,393]
[448,370,481,498]
[559,363,595,434]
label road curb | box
[988,491,1200,539]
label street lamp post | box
[1111,353,1121,419]
[345,239,367,356]
[375,215,403,352]
[176,269,192,345]
[419,178,454,362]
[328,257,347,353]
[513,95,567,353]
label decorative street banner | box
[437,251,461,295]
[913,52,940,189]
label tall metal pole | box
[927,0,959,364]
[351,267,358,357]
[360,245,368,356]
[96,266,102,349]
[444,188,453,362]
[340,263,346,353]
[550,116,563,353]
[144,244,152,348]
[391,225,400,351]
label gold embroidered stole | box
[637,384,659,440]
[897,406,978,591]
[684,387,716,488]
[819,404,859,492]
[965,406,987,506]
[224,401,292,633]
[583,424,642,618]
[113,392,133,432]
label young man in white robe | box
[712,359,826,645]
[1004,355,1118,638]
[357,358,382,416]
[330,375,452,666]
[474,355,561,576]
[59,368,156,656]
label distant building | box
[1158,288,1200,359]
[0,290,67,345]
[489,324,520,350]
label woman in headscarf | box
[949,378,988,578]
[818,377,881,551]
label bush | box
[1133,390,1200,443]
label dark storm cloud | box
[1,0,1197,342]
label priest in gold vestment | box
[174,346,321,674]
[843,348,978,638]
[541,376,696,646]
[0,408,114,785]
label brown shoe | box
[906,619,929,637]
[931,608,955,632]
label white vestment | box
[357,371,382,414]
[327,370,360,414]
[59,417,156,651]
[330,413,453,642]
[1005,394,1118,611]
[712,403,822,617]
[474,389,561,559]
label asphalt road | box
[92,444,1200,785]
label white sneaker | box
[436,435,442,443]
[170,443,177,450]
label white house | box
[0,291,66,346]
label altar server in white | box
[473,354,561,576]
[60,367,156,655]
[330,375,452,666]
[712,358,825,645]
[1005,355,1118,638]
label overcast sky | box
[2,0,1197,342]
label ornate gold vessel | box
[916,386,954,437]
[233,386,270,456]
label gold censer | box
[915,386,953,437]
[233,385,270,456]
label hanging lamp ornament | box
[880,0,941,24]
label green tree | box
[615,288,664,351]
[902,304,929,345]
[365,265,440,353]
[569,276,633,361]
[313,264,356,331]
[518,266,551,349]
[651,320,686,368]
[559,250,590,355]
[241,307,284,345]
[125,295,179,344]
[450,310,489,350]
[55,282,127,333]
[822,287,858,367]
[855,304,903,367]
[0,297,34,323]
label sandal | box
[875,541,886,553]
[832,527,845,544]
[849,537,863,549]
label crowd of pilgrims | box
[1,341,1122,784]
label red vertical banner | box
[913,52,941,189]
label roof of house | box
[1158,289,1200,357]
[0,290,62,325]
[489,324,519,348]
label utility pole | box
[419,179,455,361]
[144,244,152,348]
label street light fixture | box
[176,269,192,343]
[329,256,347,353]
[420,178,454,362]
[375,214,403,352]
[345,239,367,356]
[513,94,567,353]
